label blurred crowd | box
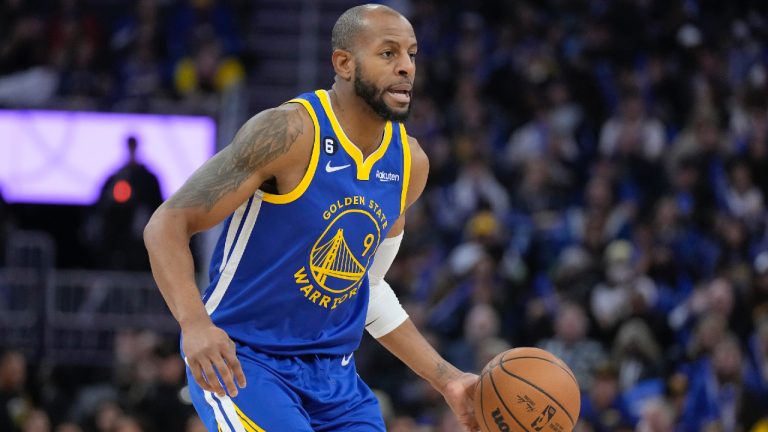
[2,0,768,431]
[0,0,249,114]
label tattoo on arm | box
[437,361,448,378]
[166,106,304,210]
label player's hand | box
[441,372,480,432]
[181,320,247,398]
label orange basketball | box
[474,347,580,432]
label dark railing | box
[1,230,178,366]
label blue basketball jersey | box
[201,90,411,356]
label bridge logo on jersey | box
[293,195,390,310]
[310,209,380,293]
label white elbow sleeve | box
[365,233,408,338]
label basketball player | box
[144,4,480,431]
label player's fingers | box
[191,360,216,394]
[211,356,238,397]
[201,360,226,397]
[222,349,247,388]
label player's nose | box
[395,52,414,77]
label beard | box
[354,67,411,122]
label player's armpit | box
[162,103,312,232]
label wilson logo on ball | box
[491,408,510,432]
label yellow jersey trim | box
[262,98,320,204]
[400,123,411,214]
[233,402,266,432]
[315,90,393,180]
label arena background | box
[1,0,768,431]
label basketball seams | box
[498,362,576,426]
[489,368,532,432]
[500,355,578,387]
[479,370,492,432]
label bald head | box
[332,4,406,52]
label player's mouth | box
[386,84,412,104]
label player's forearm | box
[376,318,462,393]
[144,209,211,329]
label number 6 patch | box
[323,137,338,155]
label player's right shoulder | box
[228,103,314,174]
[242,103,312,148]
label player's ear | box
[332,49,354,81]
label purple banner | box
[0,110,216,204]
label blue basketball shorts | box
[185,343,386,432]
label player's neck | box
[329,87,387,158]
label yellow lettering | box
[345,197,352,206]
[359,196,366,206]
[319,295,331,308]
[309,291,321,303]
[299,285,312,297]
[323,211,331,220]
[376,208,382,219]
[294,267,309,284]
[349,287,358,298]
[330,204,337,213]
[382,220,388,230]
[332,298,340,309]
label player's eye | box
[409,52,417,60]
[381,51,393,58]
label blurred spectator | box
[133,343,191,432]
[54,422,82,432]
[538,302,606,391]
[672,278,751,348]
[433,156,509,235]
[112,0,169,110]
[684,312,729,365]
[753,252,768,321]
[635,397,676,432]
[723,159,765,231]
[0,350,30,432]
[746,318,768,397]
[166,0,242,63]
[504,98,579,171]
[184,415,206,432]
[680,334,765,431]
[173,37,244,110]
[87,135,162,270]
[668,115,729,181]
[112,415,145,432]
[0,0,46,75]
[591,240,658,341]
[0,0,56,105]
[566,175,633,250]
[22,409,50,432]
[550,246,600,306]
[513,158,570,216]
[444,303,501,371]
[111,0,165,59]
[578,361,633,432]
[599,87,666,162]
[92,400,122,432]
[665,156,717,230]
[611,319,665,392]
[48,0,110,104]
